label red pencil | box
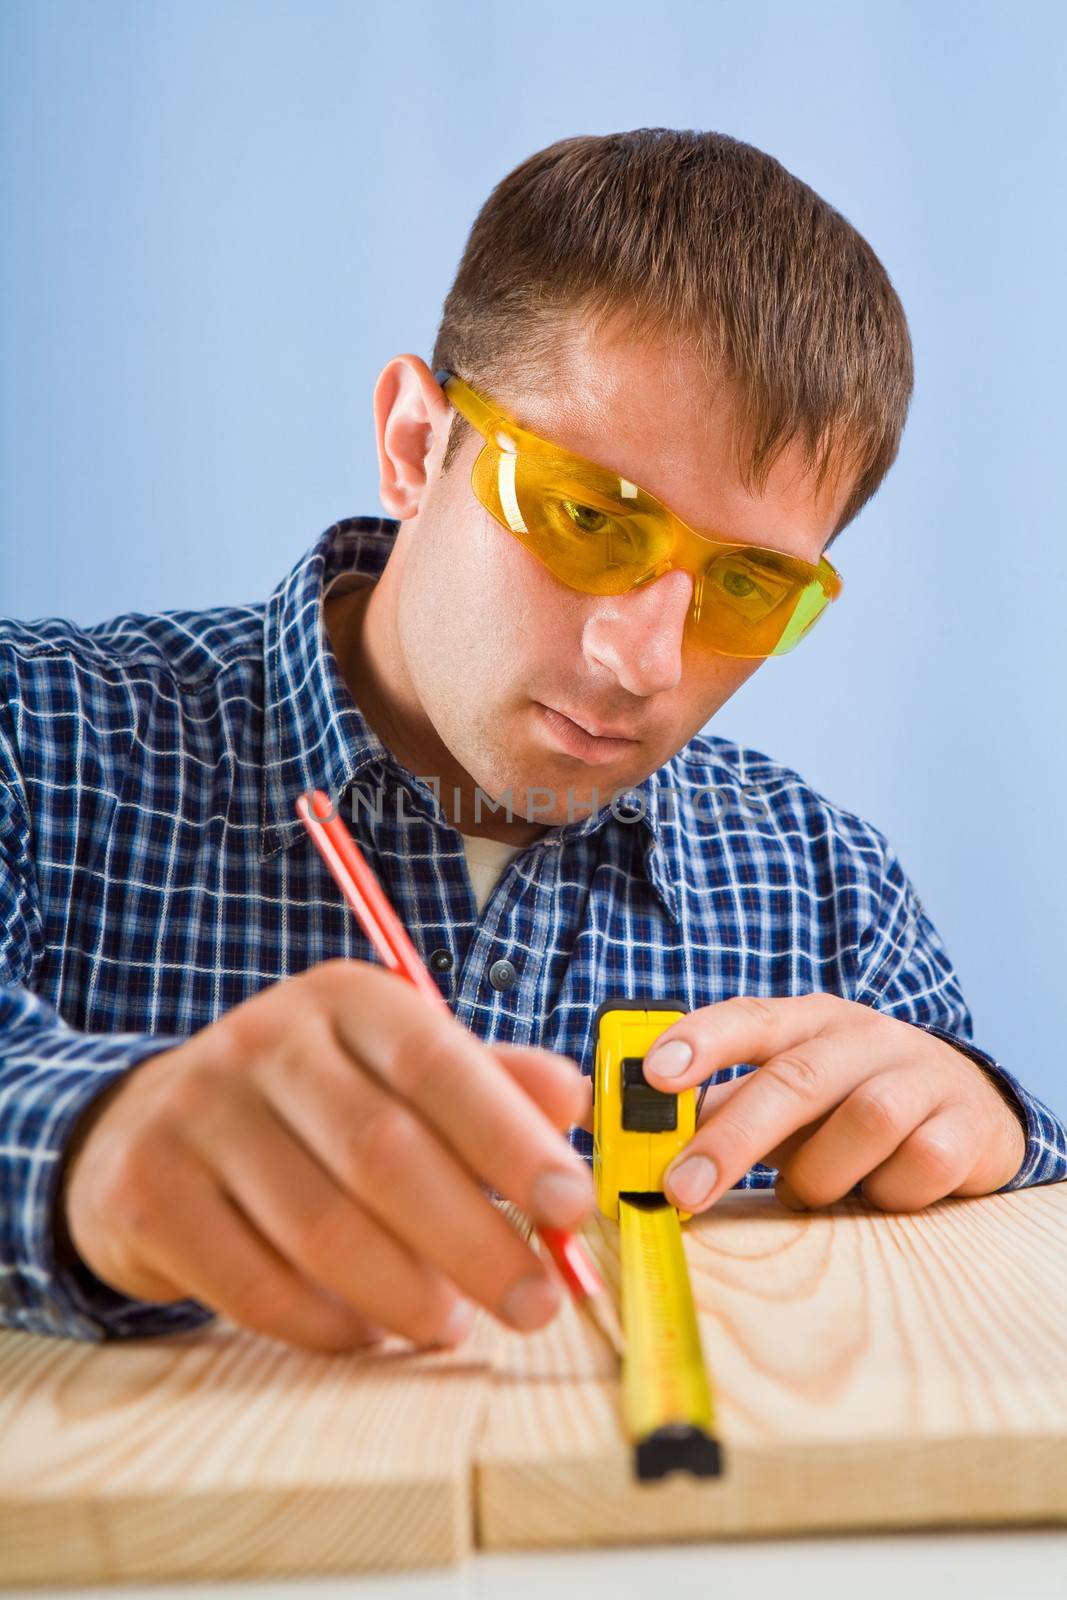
[295,788,624,1358]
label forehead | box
[496,313,849,562]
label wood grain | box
[3,1185,1066,1584]
[0,1301,502,1583]
[476,1183,1067,1549]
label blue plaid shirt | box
[3,516,1065,1342]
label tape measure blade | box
[619,1194,722,1480]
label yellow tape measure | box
[592,999,723,1482]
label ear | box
[372,355,453,521]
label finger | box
[130,1161,384,1354]
[642,992,844,1092]
[187,1090,476,1349]
[574,1073,593,1133]
[491,1043,589,1131]
[678,1072,833,1206]
[774,1175,810,1211]
[698,1074,836,1190]
[660,1016,901,1213]
[858,1105,980,1213]
[763,1111,837,1175]
[695,1071,836,1179]
[326,964,596,1230]
[773,1069,945,1208]
[694,1072,751,1126]
[260,1025,564,1333]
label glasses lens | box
[469,439,833,658]
[688,550,832,657]
[473,443,673,593]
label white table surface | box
[7,1530,1067,1600]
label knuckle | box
[271,1018,341,1092]
[706,1109,756,1154]
[214,995,272,1062]
[763,1052,821,1102]
[304,957,390,1009]
[229,1270,302,1334]
[846,1083,907,1141]
[158,1063,217,1123]
[281,961,351,1024]
[156,1062,236,1145]
[345,1098,422,1183]
[384,1018,458,1102]
[903,1125,960,1185]
[268,1040,308,1097]
[304,957,360,998]
[291,1201,360,1275]
[729,994,779,1029]
[94,1139,158,1227]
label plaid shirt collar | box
[257,517,678,921]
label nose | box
[582,567,694,696]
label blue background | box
[2,0,1063,1118]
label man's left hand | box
[624,994,1028,1214]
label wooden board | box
[477,1184,1067,1548]
[0,1307,500,1584]
[3,1185,1066,1585]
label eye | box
[550,498,636,553]
[707,556,792,620]
[541,493,644,570]
[562,500,611,535]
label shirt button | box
[488,958,518,991]
[429,948,453,973]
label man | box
[2,129,1065,1354]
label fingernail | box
[645,1039,693,1078]
[437,1298,476,1346]
[501,1274,561,1331]
[531,1167,594,1227]
[666,1154,718,1209]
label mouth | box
[535,703,639,765]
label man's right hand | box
[62,960,595,1353]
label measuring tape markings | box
[620,1193,722,1480]
[592,999,724,1482]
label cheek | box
[732,658,764,691]
[409,517,545,691]
[673,654,762,739]
[482,522,587,650]
[693,652,762,697]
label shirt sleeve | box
[854,835,1067,1194]
[0,761,215,1341]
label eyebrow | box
[501,392,675,519]
[513,404,827,564]
[549,439,659,511]
[557,440,731,539]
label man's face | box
[348,314,852,841]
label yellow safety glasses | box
[434,368,843,658]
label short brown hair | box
[430,129,913,543]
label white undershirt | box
[459,831,525,914]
